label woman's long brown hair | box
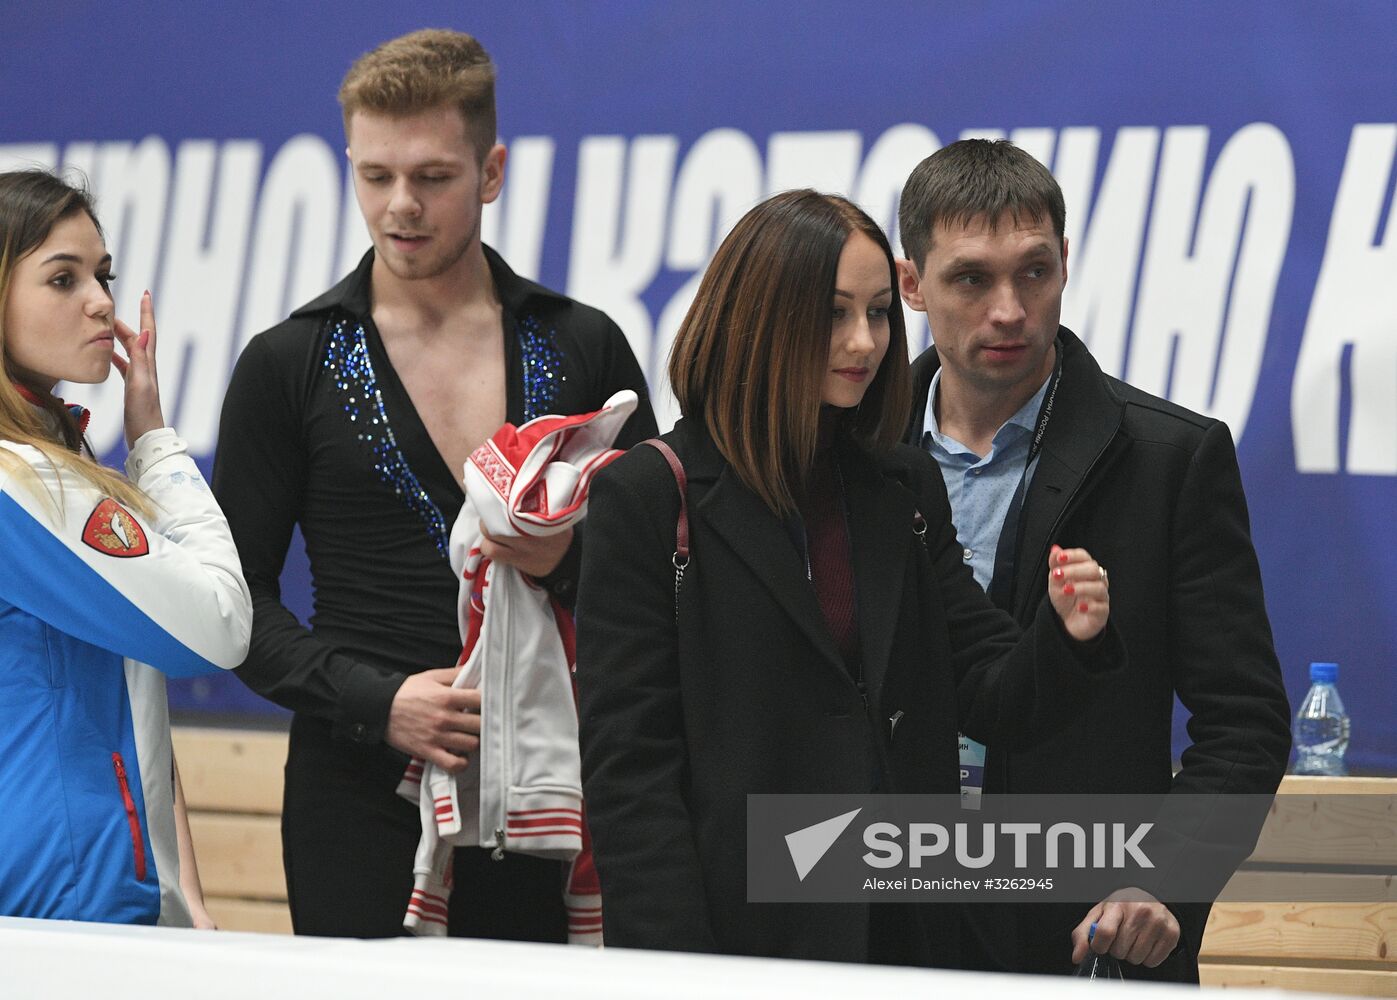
[668,189,910,514]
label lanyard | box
[986,343,1063,612]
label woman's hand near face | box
[1047,544,1110,641]
[112,290,166,448]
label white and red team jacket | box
[398,390,638,944]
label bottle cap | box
[1309,662,1338,683]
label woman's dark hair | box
[0,169,149,514]
[0,169,104,452]
[668,189,911,514]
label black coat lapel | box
[1010,329,1125,622]
[694,465,847,677]
[842,445,912,703]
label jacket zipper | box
[111,752,148,882]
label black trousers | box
[281,714,568,941]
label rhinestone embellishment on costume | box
[518,314,565,420]
[324,317,449,557]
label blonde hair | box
[0,170,150,516]
[339,29,497,161]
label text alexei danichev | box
[864,877,981,891]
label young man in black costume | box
[214,29,656,939]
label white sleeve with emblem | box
[0,427,252,677]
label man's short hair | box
[898,139,1066,272]
[339,29,497,160]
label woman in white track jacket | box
[0,170,252,926]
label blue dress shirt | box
[921,367,1055,592]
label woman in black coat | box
[575,190,1117,967]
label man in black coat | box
[894,139,1291,982]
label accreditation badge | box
[958,734,986,810]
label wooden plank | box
[187,813,286,901]
[1201,962,1396,996]
[173,727,288,815]
[1201,901,1397,964]
[204,897,293,935]
[1219,871,1397,904]
[1250,793,1397,866]
[1279,776,1397,796]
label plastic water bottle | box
[1075,922,1125,981]
[1292,662,1350,776]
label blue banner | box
[5,2,1393,770]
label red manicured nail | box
[1078,602,1089,613]
[1053,567,1064,579]
[1064,583,1075,595]
[1058,552,1070,564]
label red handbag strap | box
[639,439,689,563]
[640,439,691,621]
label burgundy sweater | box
[796,420,860,677]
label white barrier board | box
[0,916,1335,1000]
